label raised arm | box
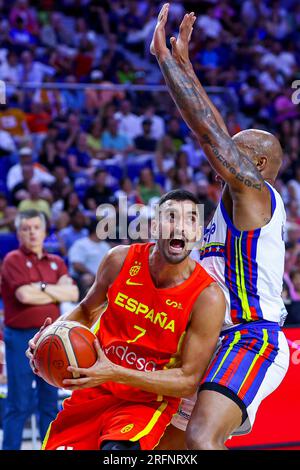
[151,4,265,195]
[169,12,229,137]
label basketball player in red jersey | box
[27,189,225,451]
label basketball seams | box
[48,323,66,388]
[71,329,97,368]
[34,321,96,386]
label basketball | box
[33,321,98,388]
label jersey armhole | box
[265,182,276,216]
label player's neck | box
[148,246,193,289]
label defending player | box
[151,5,290,449]
[26,189,225,450]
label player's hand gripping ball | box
[33,321,97,388]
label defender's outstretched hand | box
[170,12,196,68]
[150,3,170,60]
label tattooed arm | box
[151,4,265,194]
[169,12,230,137]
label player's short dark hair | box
[158,189,199,207]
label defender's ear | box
[256,156,267,172]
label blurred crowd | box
[0,0,299,332]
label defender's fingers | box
[158,3,169,24]
[170,36,177,55]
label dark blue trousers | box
[2,327,58,450]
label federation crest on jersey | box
[121,423,134,433]
[129,261,141,277]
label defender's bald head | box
[232,129,283,182]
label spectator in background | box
[98,33,125,82]
[68,218,110,297]
[49,166,72,202]
[114,100,141,140]
[115,177,142,206]
[9,15,36,51]
[53,191,85,231]
[57,209,88,256]
[134,118,157,155]
[67,132,92,177]
[284,268,300,324]
[40,11,69,49]
[0,98,29,142]
[175,150,194,181]
[6,147,55,192]
[0,193,17,233]
[39,138,68,173]
[1,209,79,449]
[195,178,216,224]
[286,269,300,302]
[11,162,35,206]
[18,180,51,220]
[85,70,125,114]
[155,134,176,176]
[140,105,165,140]
[17,50,54,84]
[167,117,185,151]
[137,167,162,205]
[9,0,39,35]
[86,119,106,159]
[0,121,17,157]
[84,169,114,211]
[26,101,51,137]
[171,168,197,195]
[197,6,223,39]
[0,51,19,84]
[181,132,206,170]
[288,165,300,207]
[62,75,85,112]
[101,117,134,161]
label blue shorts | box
[172,321,290,435]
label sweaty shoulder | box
[192,282,225,321]
[97,244,131,286]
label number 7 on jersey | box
[127,325,147,344]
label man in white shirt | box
[196,7,222,39]
[17,50,55,84]
[68,219,111,297]
[114,100,141,140]
[140,105,165,140]
[6,147,55,191]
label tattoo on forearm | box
[202,134,262,190]
[159,56,263,191]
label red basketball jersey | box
[96,242,215,403]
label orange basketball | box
[33,320,97,388]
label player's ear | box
[256,156,267,172]
[150,218,159,240]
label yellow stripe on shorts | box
[130,401,168,442]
